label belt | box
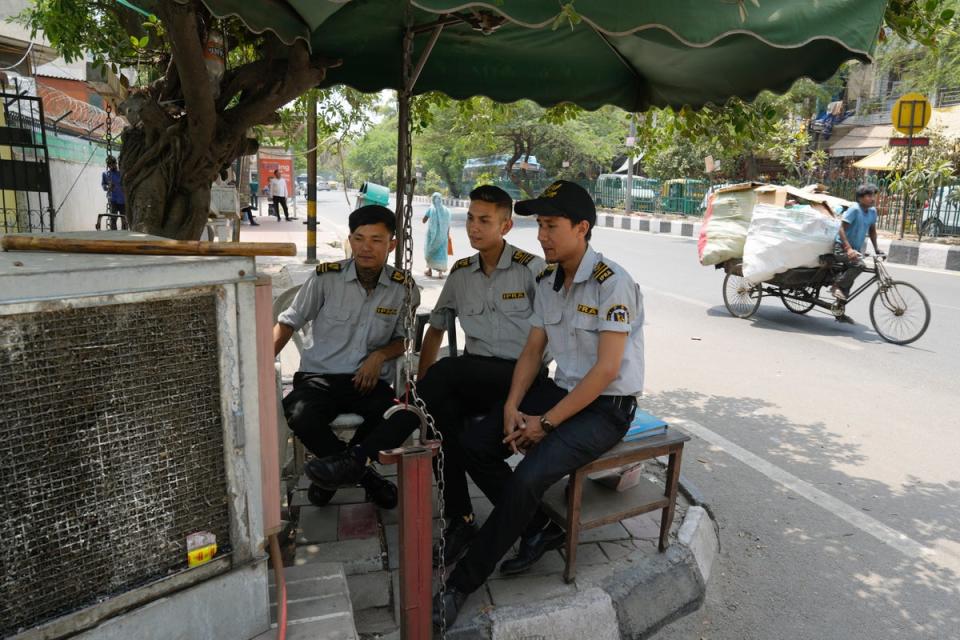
[597,395,637,413]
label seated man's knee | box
[460,412,505,462]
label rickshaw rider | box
[832,183,883,310]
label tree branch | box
[158,0,215,149]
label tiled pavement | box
[283,461,689,639]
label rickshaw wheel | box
[781,287,818,315]
[723,273,762,319]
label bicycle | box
[720,254,931,345]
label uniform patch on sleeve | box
[511,250,535,266]
[536,264,557,283]
[605,304,630,323]
[577,304,598,315]
[502,291,527,300]
[390,269,410,284]
[316,262,342,275]
[376,307,398,315]
[451,257,473,272]
[592,261,614,283]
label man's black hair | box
[349,205,396,235]
[856,183,878,199]
[470,184,513,216]
[106,156,117,167]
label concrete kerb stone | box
[447,503,718,640]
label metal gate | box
[0,80,54,233]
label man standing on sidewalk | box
[269,169,291,221]
[305,185,546,565]
[433,181,644,627]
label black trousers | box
[358,355,519,520]
[282,373,396,458]
[449,378,634,594]
[834,243,864,293]
[273,196,289,220]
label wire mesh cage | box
[0,293,232,636]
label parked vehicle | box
[921,185,960,237]
[660,178,708,215]
[594,173,657,209]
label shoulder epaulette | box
[389,268,412,285]
[511,249,535,266]
[450,257,473,273]
[316,261,343,275]
[592,261,614,283]
[536,264,557,283]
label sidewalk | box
[283,450,716,640]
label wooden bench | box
[540,430,690,583]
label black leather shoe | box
[305,450,366,490]
[499,522,566,576]
[432,585,468,629]
[307,483,336,507]
[433,518,478,567]
[361,467,398,509]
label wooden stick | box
[1,236,297,257]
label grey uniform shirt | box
[277,259,420,381]
[429,242,545,361]
[530,246,645,396]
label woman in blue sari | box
[422,192,451,278]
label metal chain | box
[104,105,113,216]
[398,10,449,637]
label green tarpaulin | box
[201,0,888,110]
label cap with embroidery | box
[514,180,596,228]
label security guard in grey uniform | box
[435,180,644,627]
[306,185,545,564]
[274,205,420,509]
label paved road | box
[275,192,960,640]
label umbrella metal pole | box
[306,90,318,264]
[393,24,443,268]
[380,443,440,640]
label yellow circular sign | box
[891,92,932,135]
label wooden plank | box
[1,235,297,257]
[542,477,667,529]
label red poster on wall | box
[257,150,294,197]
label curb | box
[881,238,960,272]
[596,211,701,240]
[449,505,718,640]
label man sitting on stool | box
[434,181,645,627]
[273,205,419,508]
[306,185,546,566]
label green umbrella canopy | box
[201,0,887,110]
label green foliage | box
[889,129,958,202]
[348,117,399,186]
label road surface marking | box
[640,284,862,352]
[669,416,933,561]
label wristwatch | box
[540,415,556,433]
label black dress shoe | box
[305,450,366,490]
[307,483,336,506]
[432,585,468,629]
[361,467,398,509]
[433,517,478,566]
[499,522,566,576]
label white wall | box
[50,156,111,232]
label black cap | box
[514,180,596,227]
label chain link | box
[398,10,449,637]
[104,105,113,216]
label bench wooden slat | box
[542,477,668,531]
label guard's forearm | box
[543,363,618,425]
[417,327,444,379]
[506,346,544,409]
[273,323,294,357]
[374,338,406,362]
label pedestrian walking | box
[423,192,451,278]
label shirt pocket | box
[499,296,532,317]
